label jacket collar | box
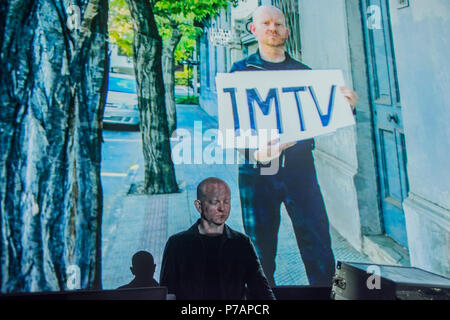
[246,50,294,69]
[188,219,234,240]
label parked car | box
[104,73,139,127]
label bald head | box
[195,178,231,230]
[197,177,230,201]
[249,5,289,56]
[252,5,286,24]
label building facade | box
[198,0,450,278]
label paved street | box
[101,103,372,290]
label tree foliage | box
[109,0,232,63]
[109,0,134,56]
[154,0,232,57]
[109,0,233,142]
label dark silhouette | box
[118,251,159,289]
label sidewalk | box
[101,103,372,289]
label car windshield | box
[108,76,136,94]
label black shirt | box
[200,233,223,299]
[260,56,293,70]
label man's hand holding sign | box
[340,87,358,111]
[254,86,357,163]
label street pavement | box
[101,103,372,290]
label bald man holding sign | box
[230,5,358,287]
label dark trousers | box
[238,151,335,287]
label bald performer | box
[160,177,275,300]
[230,5,358,287]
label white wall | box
[298,0,362,250]
[389,0,450,277]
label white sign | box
[216,70,355,149]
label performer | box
[160,177,275,300]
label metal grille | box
[272,0,302,61]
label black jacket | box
[159,220,275,300]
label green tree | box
[156,15,200,136]
[124,0,178,194]
[111,0,233,194]
[154,0,231,135]
[109,0,233,135]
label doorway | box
[361,0,409,248]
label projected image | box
[1,0,449,298]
